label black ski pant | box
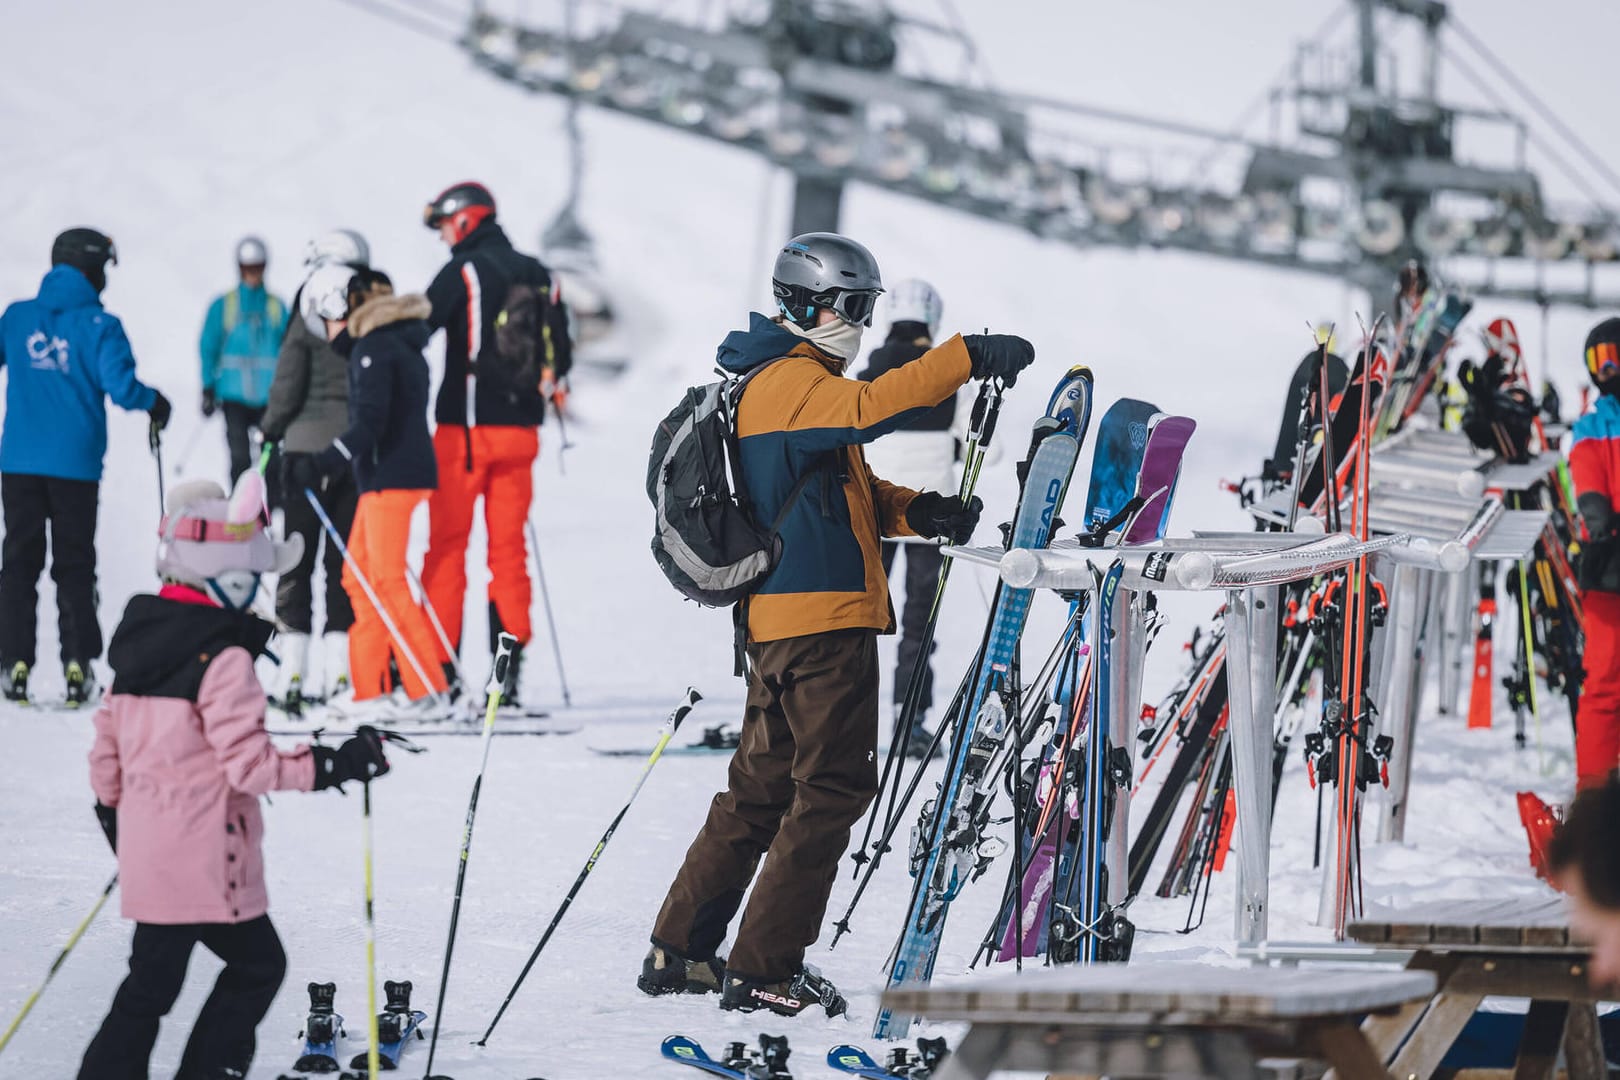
[0,473,101,666]
[652,628,879,980]
[222,401,264,485]
[77,915,286,1080]
[880,539,943,715]
[277,457,356,634]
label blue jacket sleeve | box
[98,317,158,412]
[329,347,391,466]
[199,296,225,393]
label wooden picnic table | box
[880,962,1436,1079]
[1347,895,1610,1079]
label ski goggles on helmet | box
[1588,341,1620,380]
[772,282,883,327]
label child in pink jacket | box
[79,474,391,1080]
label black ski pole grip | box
[492,632,518,696]
[970,380,990,433]
[668,687,703,735]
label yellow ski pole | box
[0,872,118,1056]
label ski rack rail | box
[944,528,1443,948]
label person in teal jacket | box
[199,237,287,481]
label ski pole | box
[0,872,118,1057]
[149,424,166,513]
[477,686,702,1046]
[361,778,381,1080]
[525,519,572,707]
[404,563,470,700]
[423,633,518,1078]
[170,418,212,479]
[304,489,445,706]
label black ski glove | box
[963,334,1036,386]
[312,725,391,791]
[94,802,117,854]
[148,390,173,432]
[906,492,983,544]
[200,388,217,418]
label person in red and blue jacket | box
[1569,317,1620,788]
[0,228,172,705]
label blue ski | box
[876,368,1092,1040]
[288,981,344,1074]
[828,1039,948,1078]
[662,1035,792,1078]
[347,980,425,1071]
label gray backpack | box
[647,361,814,608]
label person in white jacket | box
[856,280,960,756]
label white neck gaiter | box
[780,313,864,368]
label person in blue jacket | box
[199,237,287,482]
[0,228,173,704]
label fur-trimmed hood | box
[350,293,431,338]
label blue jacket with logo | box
[0,266,159,482]
[199,284,287,408]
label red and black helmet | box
[423,182,496,245]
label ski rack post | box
[303,489,447,708]
[477,686,702,1046]
[0,872,118,1057]
[423,633,517,1079]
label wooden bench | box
[1348,896,1610,1080]
[880,963,1436,1079]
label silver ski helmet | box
[303,228,371,270]
[235,235,268,268]
[771,232,883,330]
[885,278,942,337]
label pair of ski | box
[995,398,1197,964]
[661,1035,946,1079]
[277,980,424,1077]
[875,368,1199,1036]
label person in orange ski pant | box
[422,426,536,686]
[345,489,448,700]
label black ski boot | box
[904,721,943,761]
[718,1034,793,1079]
[64,660,96,707]
[720,964,846,1018]
[2,660,28,703]
[639,943,724,996]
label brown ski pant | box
[652,628,879,980]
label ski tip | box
[827,1042,880,1069]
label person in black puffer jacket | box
[285,267,448,720]
[856,280,958,758]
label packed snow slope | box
[0,1,1594,1077]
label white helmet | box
[303,228,370,271]
[155,474,303,610]
[302,262,359,326]
[886,279,943,337]
[236,235,268,267]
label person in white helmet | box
[856,279,955,757]
[259,231,371,713]
[198,236,287,482]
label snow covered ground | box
[0,0,1600,1076]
